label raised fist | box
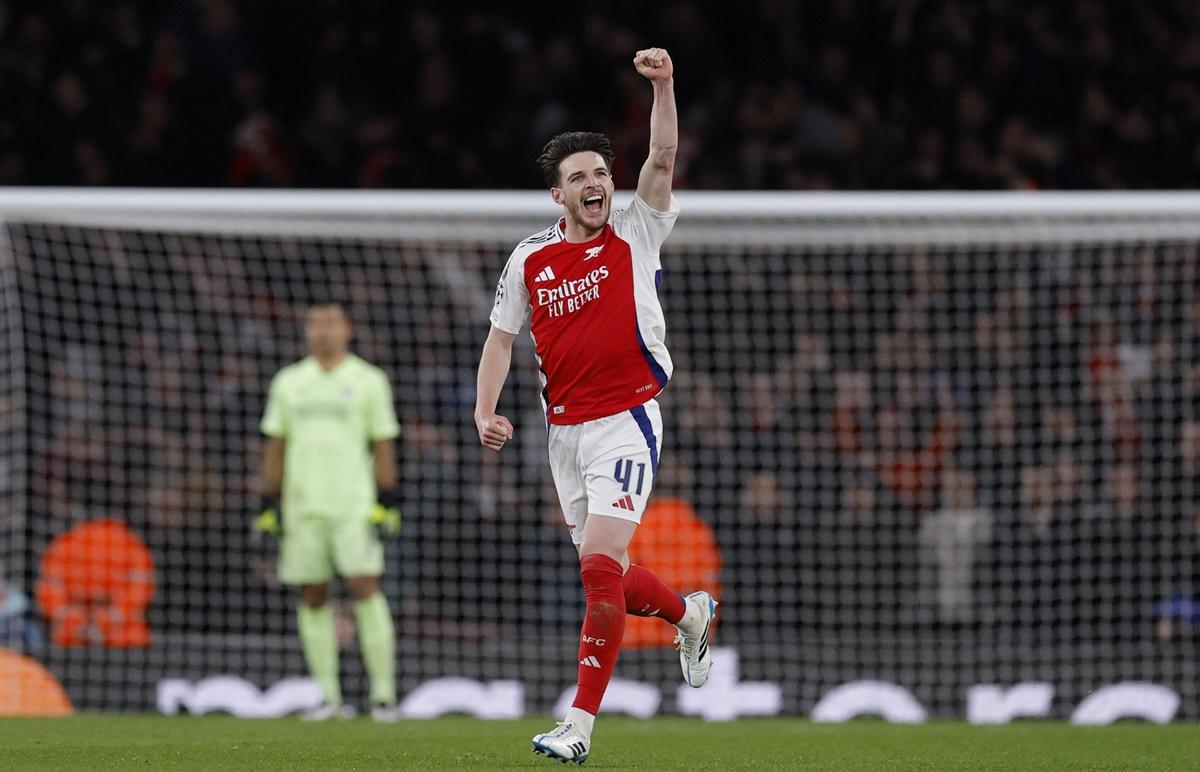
[633,48,673,81]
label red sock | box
[571,554,626,715]
[622,564,686,624]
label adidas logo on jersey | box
[534,266,557,283]
[583,245,604,260]
[611,494,635,511]
[579,655,601,668]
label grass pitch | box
[0,715,1196,771]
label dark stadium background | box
[1,0,1198,718]
[3,1,1199,189]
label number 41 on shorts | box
[614,459,648,495]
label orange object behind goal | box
[623,498,722,649]
[0,648,74,716]
[36,519,156,647]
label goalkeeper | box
[256,301,402,721]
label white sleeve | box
[611,193,681,255]
[488,248,530,334]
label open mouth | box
[583,194,604,215]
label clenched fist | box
[476,412,514,452]
[634,48,673,81]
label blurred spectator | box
[1105,462,1142,521]
[1018,464,1058,534]
[1157,595,1199,641]
[6,1,1200,189]
[2,115,1198,654]
[1154,420,1200,641]
[0,565,43,649]
[918,467,991,624]
[833,379,963,512]
[973,385,1021,511]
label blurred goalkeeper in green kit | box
[255,301,403,721]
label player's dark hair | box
[537,131,615,188]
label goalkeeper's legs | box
[346,575,397,716]
[297,583,343,710]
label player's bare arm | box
[372,439,397,489]
[633,47,676,212]
[474,325,517,451]
[262,436,285,496]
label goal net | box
[0,189,1196,721]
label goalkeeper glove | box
[253,494,283,539]
[370,489,402,539]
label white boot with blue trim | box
[674,590,718,688]
[532,707,593,765]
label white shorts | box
[547,399,663,545]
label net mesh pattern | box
[1,200,1197,717]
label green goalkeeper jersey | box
[260,354,400,520]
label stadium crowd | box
[3,0,1200,190]
[2,0,1198,649]
[6,221,1197,644]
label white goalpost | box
[0,188,1196,722]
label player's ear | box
[550,187,564,206]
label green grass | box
[0,715,1197,771]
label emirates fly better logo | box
[536,266,610,318]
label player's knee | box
[299,583,331,608]
[345,575,381,601]
[578,541,625,564]
[586,599,621,623]
[578,515,637,563]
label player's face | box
[305,305,351,359]
[552,151,614,232]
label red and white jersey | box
[490,194,680,425]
